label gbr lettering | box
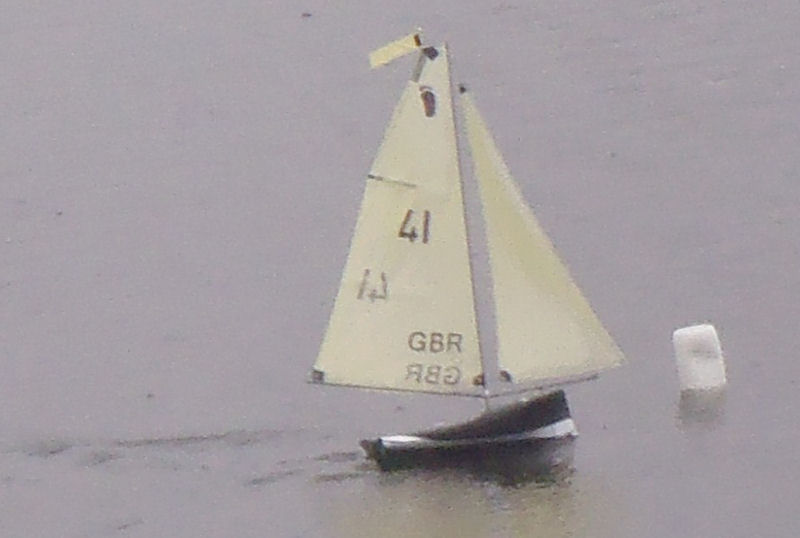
[407,331,462,353]
[404,331,464,386]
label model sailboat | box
[311,33,625,470]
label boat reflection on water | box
[677,388,727,430]
[320,443,622,538]
[363,435,576,487]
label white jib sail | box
[461,92,625,388]
[314,46,484,396]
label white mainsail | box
[313,45,484,396]
[460,92,625,389]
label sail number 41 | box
[398,209,430,243]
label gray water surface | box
[2,1,799,536]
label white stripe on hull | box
[380,418,577,450]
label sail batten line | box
[366,174,417,188]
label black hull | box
[361,435,575,476]
[360,391,575,480]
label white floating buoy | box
[672,323,727,391]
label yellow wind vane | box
[368,30,422,69]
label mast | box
[445,49,492,410]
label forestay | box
[461,93,624,388]
[313,46,484,396]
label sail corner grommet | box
[310,369,325,383]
